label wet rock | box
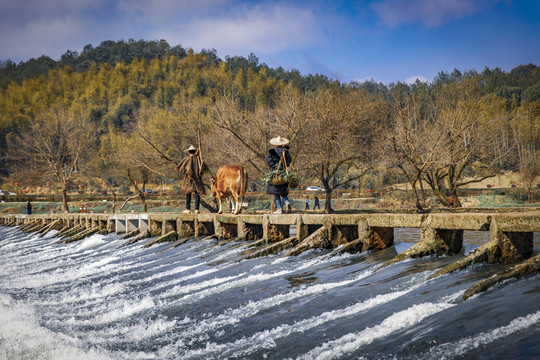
[65,227,99,243]
[330,221,394,256]
[330,238,364,256]
[247,236,299,259]
[362,226,394,251]
[245,238,268,248]
[38,219,63,237]
[59,226,85,241]
[429,218,533,279]
[55,225,71,237]
[20,221,38,232]
[266,224,289,243]
[120,228,140,240]
[23,222,45,233]
[381,225,463,269]
[156,234,197,252]
[119,229,150,247]
[463,254,540,300]
[286,226,329,256]
[142,230,177,248]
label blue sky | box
[1,0,539,84]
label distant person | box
[1,194,5,203]
[449,195,454,208]
[175,145,209,214]
[26,201,32,215]
[314,195,320,210]
[305,196,310,210]
[265,136,292,214]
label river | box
[1,226,539,359]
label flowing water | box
[1,226,539,360]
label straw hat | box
[269,136,290,146]
[186,145,197,153]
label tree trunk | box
[411,179,424,212]
[324,189,333,213]
[451,189,462,207]
[419,176,427,208]
[139,191,147,212]
[111,190,117,213]
[61,187,69,213]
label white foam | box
[42,229,59,238]
[161,273,247,298]
[67,315,180,346]
[166,251,385,308]
[61,282,126,303]
[299,301,456,360]
[0,293,114,360]
[179,277,429,358]
[420,310,540,359]
[145,266,227,295]
[76,234,107,251]
[3,253,121,290]
[177,268,376,340]
[64,295,157,325]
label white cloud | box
[371,0,508,27]
[0,0,115,60]
[405,75,428,84]
[0,16,100,60]
[115,0,230,20]
[0,1,321,62]
[155,5,321,55]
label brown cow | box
[210,165,248,214]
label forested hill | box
[2,39,540,99]
[0,39,331,91]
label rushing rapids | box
[1,225,539,359]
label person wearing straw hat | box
[266,136,292,214]
[175,145,209,213]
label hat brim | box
[269,138,290,146]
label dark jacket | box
[175,153,208,195]
[265,146,292,196]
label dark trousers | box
[186,192,200,210]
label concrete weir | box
[1,211,539,297]
[0,212,538,255]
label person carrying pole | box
[175,144,209,214]
[265,136,292,214]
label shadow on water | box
[286,271,318,287]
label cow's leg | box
[232,193,240,214]
[217,196,223,214]
[237,193,244,214]
[228,197,234,213]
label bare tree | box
[520,150,539,202]
[127,101,218,212]
[210,92,272,173]
[10,106,94,212]
[296,87,379,213]
[422,84,511,207]
[514,103,540,202]
[380,94,440,212]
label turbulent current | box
[0,226,539,359]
